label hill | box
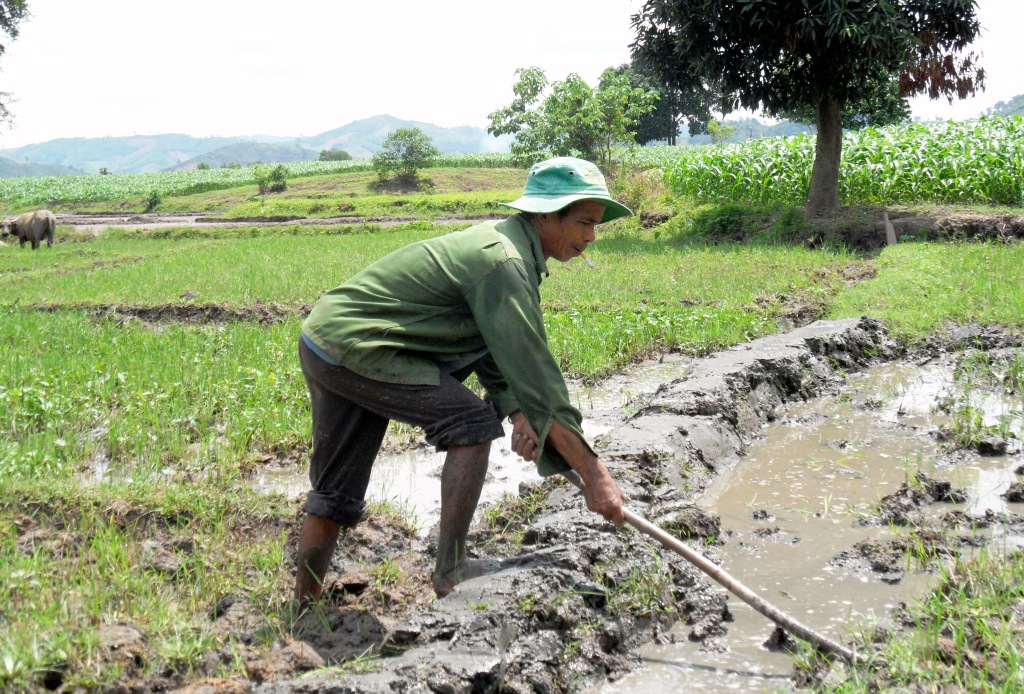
[171,142,321,171]
[0,156,86,177]
[988,94,1024,118]
[0,116,508,176]
[294,115,507,159]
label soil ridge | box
[259,317,895,692]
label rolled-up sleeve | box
[465,259,590,476]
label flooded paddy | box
[250,324,1023,692]
[608,355,1024,692]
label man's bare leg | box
[294,513,341,607]
[432,441,492,597]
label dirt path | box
[54,212,495,234]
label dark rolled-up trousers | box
[298,337,505,527]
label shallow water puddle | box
[605,358,1024,693]
[251,355,1022,691]
[251,355,688,532]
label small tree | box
[706,120,736,145]
[319,149,352,161]
[372,127,440,182]
[487,67,658,167]
[254,164,288,194]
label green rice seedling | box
[829,242,1024,341]
[366,499,419,536]
[370,558,404,588]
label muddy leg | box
[294,513,341,607]
[432,441,492,597]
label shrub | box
[372,127,440,182]
[319,149,352,161]
[254,164,289,195]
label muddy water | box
[251,355,1023,691]
[605,357,1024,693]
[251,355,691,532]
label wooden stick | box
[562,470,867,665]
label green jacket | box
[302,214,587,476]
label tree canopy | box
[487,67,658,167]
[372,127,440,182]
[632,0,984,213]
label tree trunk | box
[806,94,843,215]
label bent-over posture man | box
[296,157,629,603]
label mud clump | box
[1002,482,1024,503]
[861,472,968,527]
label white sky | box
[0,0,1020,149]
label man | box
[296,156,629,603]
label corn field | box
[661,117,1024,207]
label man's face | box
[535,200,606,262]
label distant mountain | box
[0,134,253,175]
[0,156,86,177]
[0,116,508,176]
[294,114,508,159]
[171,142,321,171]
[988,94,1024,118]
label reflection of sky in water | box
[251,408,618,535]
[606,357,1023,694]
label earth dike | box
[252,317,895,693]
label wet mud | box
[18,318,1024,692]
[250,317,907,693]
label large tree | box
[612,59,719,145]
[632,0,985,214]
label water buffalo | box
[1,209,56,249]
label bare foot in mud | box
[432,558,503,597]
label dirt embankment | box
[246,318,901,693]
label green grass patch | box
[828,242,1024,340]
[813,550,1024,692]
[0,477,294,690]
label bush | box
[372,127,440,182]
[254,164,289,195]
[319,149,352,161]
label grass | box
[2,141,1024,690]
[809,550,1024,692]
[828,241,1024,340]
[0,477,294,690]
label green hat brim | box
[502,194,632,224]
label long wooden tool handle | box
[562,471,863,665]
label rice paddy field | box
[1,117,1023,691]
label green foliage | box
[254,164,289,194]
[196,162,210,171]
[372,127,440,182]
[319,149,352,161]
[145,190,161,212]
[0,154,519,212]
[487,67,658,167]
[706,120,736,145]
[781,66,913,130]
[664,117,1024,208]
[632,0,984,211]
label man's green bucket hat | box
[503,157,632,224]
